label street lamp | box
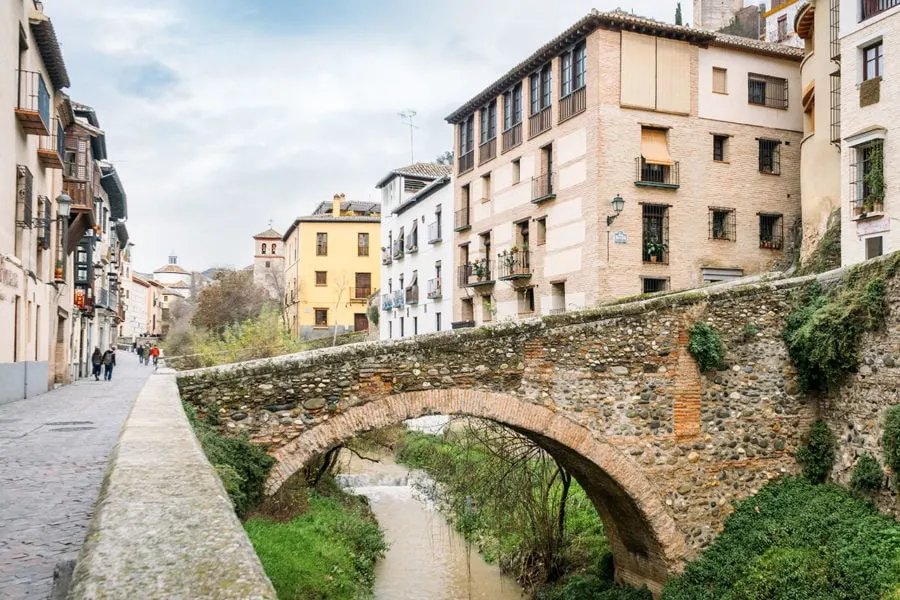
[606,194,625,261]
[56,192,72,219]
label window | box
[574,42,587,90]
[355,272,371,298]
[316,232,327,256]
[315,271,327,286]
[863,41,884,81]
[435,312,442,332]
[713,67,728,93]
[709,207,736,241]
[550,282,566,314]
[642,205,669,263]
[388,321,392,339]
[461,298,474,322]
[866,236,884,259]
[518,287,536,314]
[759,214,784,249]
[413,316,418,335]
[481,172,492,202]
[271,244,277,255]
[314,308,328,327]
[400,317,405,337]
[459,114,475,159]
[530,63,552,114]
[404,179,426,193]
[480,100,497,143]
[758,139,782,174]
[265,261,271,268]
[482,295,493,322]
[358,232,369,256]
[642,278,668,294]
[512,158,521,184]
[850,139,885,214]
[503,83,523,130]
[261,243,267,254]
[777,15,788,41]
[748,73,788,109]
[713,135,728,162]
[536,217,547,245]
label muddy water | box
[339,452,524,600]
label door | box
[354,313,368,332]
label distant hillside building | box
[762,1,804,48]
[693,0,745,31]
[252,226,284,300]
[153,256,191,287]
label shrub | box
[661,477,900,600]
[883,405,900,480]
[367,304,379,326]
[688,322,726,372]
[795,420,837,484]
[535,575,652,600]
[851,454,884,493]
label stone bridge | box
[177,260,900,594]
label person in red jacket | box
[150,345,160,367]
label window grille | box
[748,73,789,109]
[849,140,884,215]
[642,278,668,294]
[358,233,369,256]
[830,72,841,145]
[829,0,840,60]
[758,139,782,174]
[759,214,784,249]
[866,236,883,259]
[316,232,327,256]
[642,204,669,263]
[708,207,736,241]
[15,165,33,229]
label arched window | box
[271,244,277,255]
[261,243,267,254]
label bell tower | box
[252,223,284,300]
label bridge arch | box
[266,388,687,593]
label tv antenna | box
[398,110,418,163]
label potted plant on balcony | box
[54,260,64,282]
[862,143,885,214]
[472,259,488,281]
[501,247,518,273]
[645,239,667,263]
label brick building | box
[446,10,803,327]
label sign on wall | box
[857,216,890,237]
[614,231,628,244]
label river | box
[337,440,524,600]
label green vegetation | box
[688,322,726,372]
[783,271,887,393]
[397,426,647,598]
[661,477,900,600]
[245,484,387,600]
[795,420,837,484]
[883,406,900,483]
[184,403,274,517]
[799,209,842,276]
[851,454,885,493]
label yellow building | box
[283,194,381,338]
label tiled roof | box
[312,200,382,216]
[445,9,801,124]
[154,264,190,275]
[375,163,453,188]
[253,227,283,239]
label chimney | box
[332,194,342,218]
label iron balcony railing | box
[38,118,65,169]
[15,69,50,135]
[405,285,419,305]
[391,289,405,308]
[531,172,556,203]
[392,238,404,260]
[497,249,531,279]
[454,207,471,231]
[382,293,393,310]
[502,123,523,153]
[382,248,392,265]
[861,0,900,21]
[458,260,494,287]
[458,149,475,174]
[405,232,419,254]
[428,221,442,243]
[427,278,442,299]
[635,158,680,188]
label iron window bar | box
[758,214,784,249]
[708,207,736,241]
[748,73,789,109]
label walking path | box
[0,355,153,599]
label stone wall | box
[177,256,900,588]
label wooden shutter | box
[620,32,657,109]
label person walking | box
[91,347,102,381]
[103,348,116,381]
[150,345,160,368]
[137,344,144,365]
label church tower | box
[252,225,284,300]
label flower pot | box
[54,267,63,280]
[650,256,658,263]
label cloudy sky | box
[49,0,695,273]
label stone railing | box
[66,371,275,599]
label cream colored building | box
[447,10,803,329]
[252,226,285,300]
[0,1,72,401]
[765,0,806,47]
[838,0,900,263]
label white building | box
[152,256,191,288]
[377,163,454,340]
[763,1,805,47]
[839,0,900,264]
[122,273,148,343]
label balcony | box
[559,87,587,123]
[65,181,94,212]
[382,294,394,310]
[454,207,471,232]
[382,249,392,265]
[392,239,405,260]
[350,287,371,303]
[405,233,419,254]
[391,289,405,309]
[14,70,50,136]
[405,285,419,305]
[861,0,900,21]
[96,287,110,309]
[478,138,497,165]
[458,260,494,288]
[428,221,442,244]
[109,291,119,311]
[427,278,442,299]
[529,106,552,139]
[635,158,680,189]
[502,123,523,153]
[531,172,556,203]
[497,249,531,280]
[38,119,65,169]
[458,149,475,174]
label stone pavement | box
[0,355,153,599]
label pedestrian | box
[150,345,160,368]
[103,348,116,381]
[137,344,144,365]
[91,347,102,381]
[132,341,137,353]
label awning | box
[641,128,674,166]
[100,165,127,220]
[115,222,129,246]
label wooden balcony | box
[528,106,552,139]
[65,181,93,212]
[38,118,65,169]
[559,87,587,123]
[458,150,475,174]
[501,123,522,153]
[478,138,496,165]
[14,70,50,136]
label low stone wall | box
[67,370,275,600]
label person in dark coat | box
[102,349,116,381]
[91,348,102,381]
[137,344,144,364]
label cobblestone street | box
[0,356,152,599]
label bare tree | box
[331,271,351,347]
[435,150,454,165]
